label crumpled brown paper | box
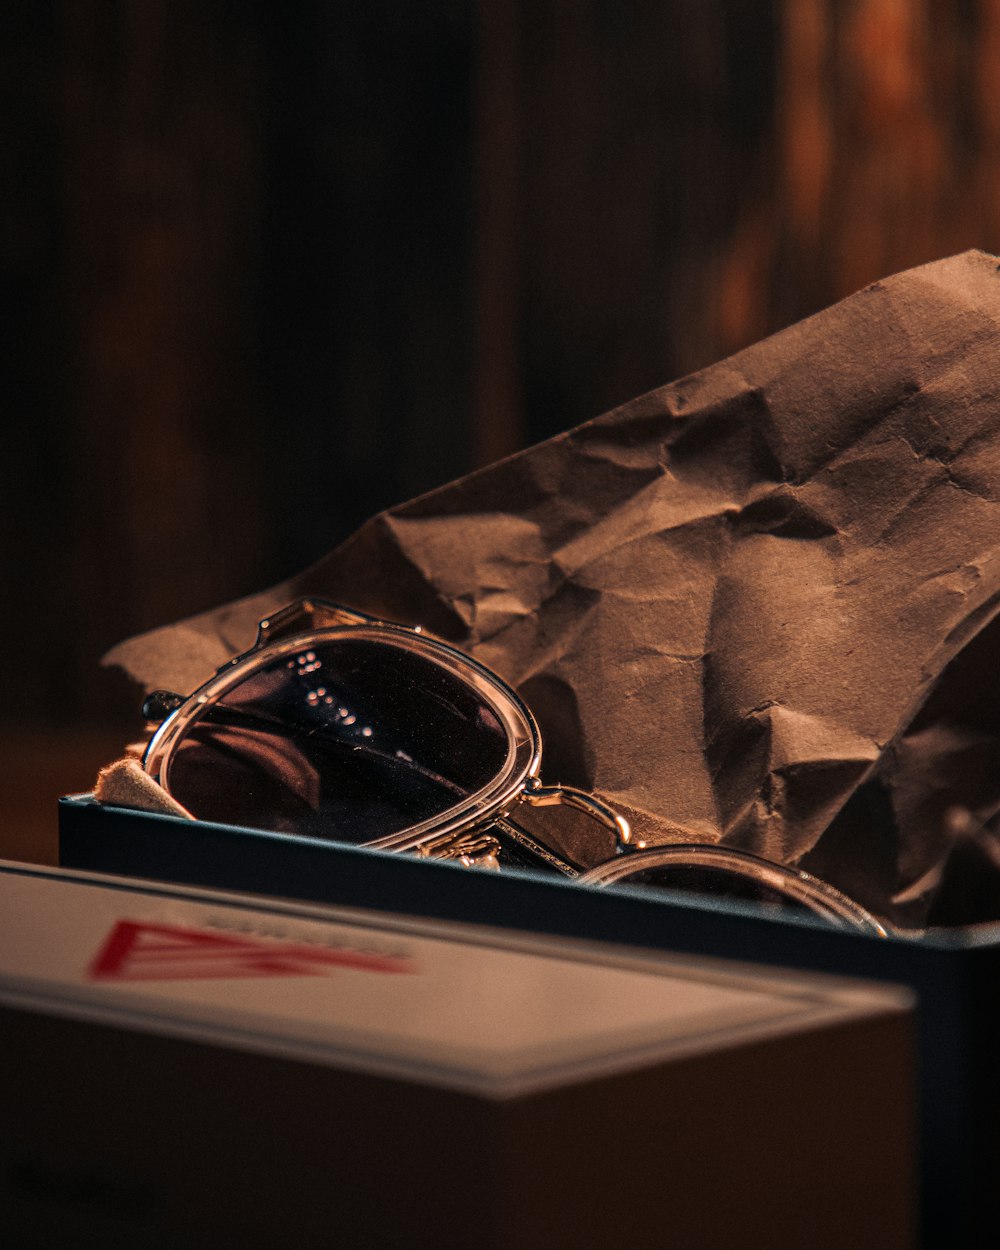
[106,250,1000,927]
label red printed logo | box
[88,919,413,982]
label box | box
[60,794,993,1247]
[2,857,913,1249]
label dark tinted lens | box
[615,863,811,913]
[164,638,509,841]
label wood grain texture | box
[3,0,999,744]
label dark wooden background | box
[4,0,1000,860]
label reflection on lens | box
[162,637,510,843]
[580,845,887,934]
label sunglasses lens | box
[161,638,510,842]
[580,845,887,932]
[604,862,812,912]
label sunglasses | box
[141,598,887,935]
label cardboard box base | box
[59,795,997,1247]
[3,860,914,1250]
[2,1004,913,1250]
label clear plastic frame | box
[143,599,629,874]
[142,598,886,933]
